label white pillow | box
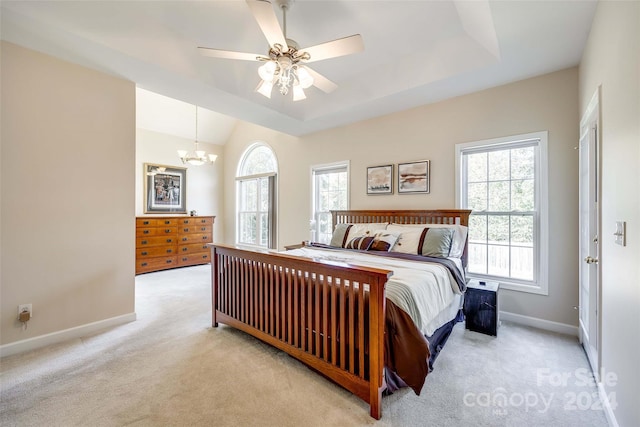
[345,223,388,243]
[387,223,468,259]
[390,230,424,254]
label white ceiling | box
[136,88,236,145]
[1,0,597,137]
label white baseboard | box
[597,381,619,427]
[499,310,579,336]
[0,312,136,358]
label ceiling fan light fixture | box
[292,84,306,101]
[256,79,274,98]
[199,0,363,101]
[296,66,314,89]
[258,60,277,82]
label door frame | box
[578,87,602,377]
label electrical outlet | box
[18,304,32,318]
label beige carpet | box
[1,265,608,426]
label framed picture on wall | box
[398,160,430,194]
[367,165,393,195]
[144,163,187,213]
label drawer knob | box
[183,237,188,241]
[166,260,173,264]
[201,227,206,231]
[182,257,188,261]
[165,229,171,233]
[184,228,189,232]
[141,262,148,267]
[141,240,148,245]
[202,255,208,259]
[141,251,148,256]
[184,220,189,224]
[143,221,150,225]
[143,230,149,234]
[202,236,207,240]
[182,247,188,252]
[167,249,173,253]
[166,239,173,243]
[165,221,171,225]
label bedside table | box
[464,280,500,336]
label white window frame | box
[236,142,278,249]
[310,161,350,244]
[455,131,549,295]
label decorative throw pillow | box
[345,236,375,251]
[329,223,353,248]
[420,228,455,258]
[423,224,467,258]
[390,230,425,254]
[345,223,389,243]
[369,232,400,252]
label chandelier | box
[256,41,314,101]
[177,106,217,166]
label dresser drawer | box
[178,217,214,226]
[179,225,212,234]
[136,256,178,274]
[178,242,210,255]
[136,236,178,247]
[136,218,160,227]
[136,226,177,237]
[137,246,178,258]
[177,252,211,266]
[178,233,212,244]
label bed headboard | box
[331,209,473,265]
[331,209,471,227]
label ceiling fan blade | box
[303,66,338,93]
[301,34,364,63]
[246,0,288,51]
[198,47,265,61]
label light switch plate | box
[614,221,626,246]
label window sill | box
[466,275,548,295]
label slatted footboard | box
[210,244,393,419]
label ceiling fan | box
[198,0,364,101]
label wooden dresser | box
[135,216,215,274]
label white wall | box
[223,67,580,328]
[0,42,136,347]
[135,129,224,243]
[579,2,640,426]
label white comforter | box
[285,247,463,336]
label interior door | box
[578,91,600,375]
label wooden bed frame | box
[210,209,471,419]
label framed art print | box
[144,163,187,213]
[367,165,393,195]
[398,160,430,194]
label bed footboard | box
[210,244,393,419]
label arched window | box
[236,143,278,248]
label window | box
[236,143,277,248]
[311,162,349,244]
[456,131,548,295]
